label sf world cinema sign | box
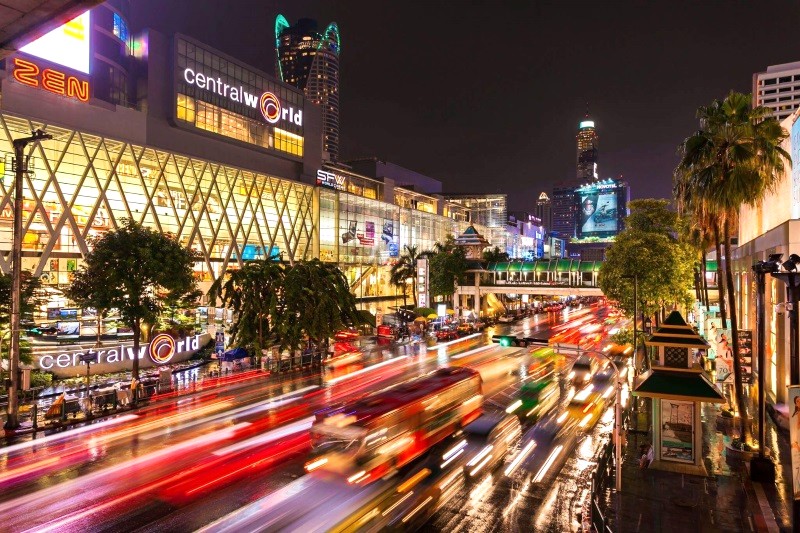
[183,68,302,127]
[37,333,202,371]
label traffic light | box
[493,335,520,347]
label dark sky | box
[131,0,800,211]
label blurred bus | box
[305,367,483,484]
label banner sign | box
[737,329,753,382]
[789,385,800,500]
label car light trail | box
[213,416,314,456]
[402,495,434,523]
[0,414,139,456]
[451,344,495,360]
[467,444,493,467]
[533,444,563,483]
[469,453,493,477]
[382,491,414,516]
[505,399,522,414]
[304,457,328,472]
[504,440,536,476]
[326,356,408,385]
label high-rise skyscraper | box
[576,117,598,182]
[535,191,552,231]
[275,16,341,161]
[753,61,800,121]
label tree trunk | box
[713,221,727,328]
[702,253,710,309]
[724,219,750,443]
[132,318,141,380]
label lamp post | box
[751,254,783,483]
[5,129,51,431]
[622,275,638,372]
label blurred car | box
[327,342,363,368]
[334,327,359,341]
[457,322,475,335]
[518,378,558,420]
[567,384,604,430]
[473,320,486,330]
[376,324,396,339]
[568,355,600,386]
[534,410,579,443]
[436,329,460,342]
[498,315,515,324]
[462,412,521,479]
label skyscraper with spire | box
[275,16,341,161]
[576,113,598,182]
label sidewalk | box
[605,397,790,532]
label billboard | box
[792,117,800,219]
[575,180,626,238]
[20,10,91,74]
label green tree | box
[280,259,365,352]
[389,245,423,308]
[482,246,509,263]
[0,271,44,365]
[68,220,200,379]
[428,235,468,301]
[599,199,694,320]
[675,91,790,444]
[208,259,284,354]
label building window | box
[764,78,776,85]
[176,93,196,123]
[274,128,304,157]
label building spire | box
[585,101,590,118]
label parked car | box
[376,324,396,339]
[498,315,515,324]
[457,322,475,335]
[473,320,486,330]
[334,327,359,341]
[436,329,460,342]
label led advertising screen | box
[575,180,625,238]
[20,10,91,74]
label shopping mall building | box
[732,109,800,405]
[0,1,486,328]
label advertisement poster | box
[341,220,357,244]
[359,221,375,246]
[661,399,694,463]
[737,329,753,382]
[580,192,618,235]
[788,386,800,499]
[715,327,734,383]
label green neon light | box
[275,14,289,81]
[579,120,595,129]
[317,22,341,55]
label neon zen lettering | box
[183,67,302,126]
[13,57,89,102]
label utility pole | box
[4,129,51,431]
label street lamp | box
[621,275,638,372]
[5,129,52,432]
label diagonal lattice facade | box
[0,113,316,288]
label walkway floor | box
[606,391,791,532]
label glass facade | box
[174,36,305,157]
[0,113,315,308]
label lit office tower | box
[753,61,800,121]
[576,117,598,181]
[276,15,341,161]
[536,191,552,231]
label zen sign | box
[417,257,429,308]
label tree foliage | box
[210,259,366,354]
[674,91,791,444]
[67,220,200,379]
[0,271,45,365]
[599,199,695,319]
[428,235,468,300]
[482,246,509,263]
[389,245,423,308]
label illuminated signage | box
[12,57,89,102]
[37,334,200,370]
[183,68,302,126]
[20,10,90,74]
[317,169,347,191]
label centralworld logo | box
[149,333,176,364]
[259,91,281,124]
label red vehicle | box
[305,367,483,484]
[377,324,396,339]
[436,329,460,342]
[334,327,359,341]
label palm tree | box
[390,245,422,308]
[208,259,284,353]
[676,91,790,444]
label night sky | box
[131,0,800,212]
